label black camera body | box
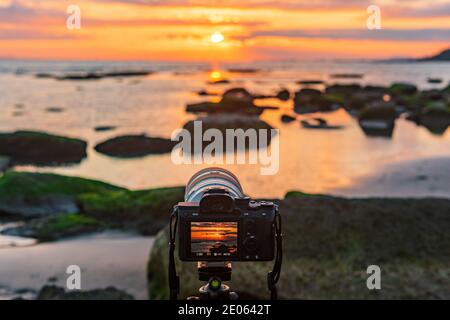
[177,189,277,262]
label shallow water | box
[1,60,450,198]
[0,231,154,300]
[0,222,37,248]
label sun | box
[210,32,225,44]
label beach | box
[0,231,154,300]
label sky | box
[0,0,449,61]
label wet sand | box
[331,156,450,198]
[0,231,154,300]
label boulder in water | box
[294,89,335,114]
[281,114,296,123]
[95,135,176,157]
[0,131,87,166]
[358,105,397,137]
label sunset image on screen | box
[191,222,238,256]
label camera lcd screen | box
[190,222,238,258]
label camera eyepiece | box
[185,168,244,203]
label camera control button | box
[260,201,274,207]
[248,201,260,210]
[243,236,259,253]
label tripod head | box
[187,262,239,300]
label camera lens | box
[185,168,244,202]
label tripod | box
[187,262,238,300]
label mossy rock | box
[423,101,450,115]
[4,213,99,241]
[0,171,184,238]
[0,171,121,218]
[323,93,346,106]
[0,171,122,200]
[0,131,87,166]
[147,196,450,299]
[389,83,418,96]
[78,187,185,235]
[0,156,10,172]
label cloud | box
[0,1,62,23]
[0,29,87,40]
[93,0,450,15]
[246,28,450,41]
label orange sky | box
[191,222,237,241]
[0,0,449,61]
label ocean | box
[1,60,449,198]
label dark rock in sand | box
[197,90,217,96]
[208,79,231,85]
[35,73,53,79]
[276,89,290,101]
[187,88,266,116]
[301,118,344,130]
[227,68,259,73]
[281,114,296,123]
[38,71,152,81]
[46,107,64,113]
[330,73,363,79]
[0,131,87,166]
[95,135,176,158]
[37,285,134,300]
[101,71,152,78]
[428,78,443,84]
[358,105,397,137]
[94,126,117,132]
[297,80,324,85]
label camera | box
[168,168,282,300]
[175,168,278,262]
